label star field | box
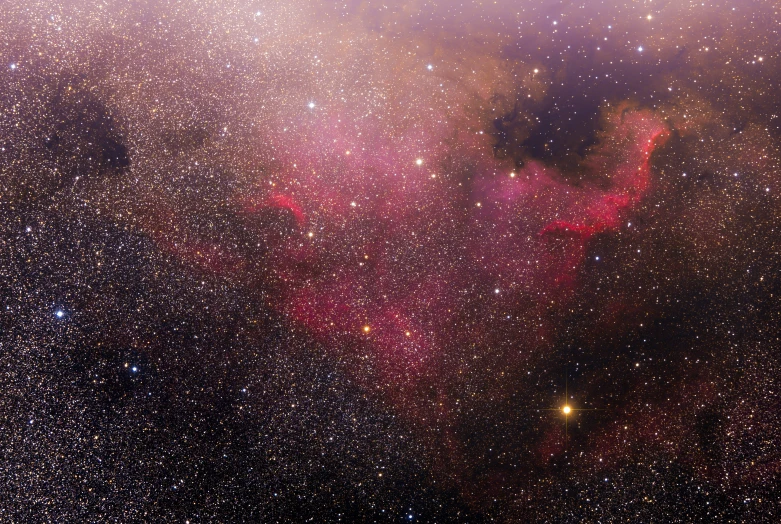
[1,0,780,521]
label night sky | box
[2,0,781,522]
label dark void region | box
[42,74,130,175]
[492,46,684,180]
[1,70,130,210]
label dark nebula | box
[1,0,781,522]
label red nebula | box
[145,104,670,501]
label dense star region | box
[1,0,781,521]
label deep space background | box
[1,0,781,521]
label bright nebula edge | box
[2,1,781,522]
